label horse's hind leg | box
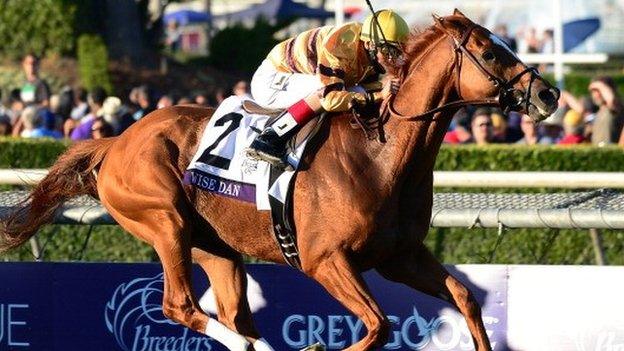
[308,252,389,350]
[100,186,251,350]
[377,243,492,351]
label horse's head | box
[427,9,559,121]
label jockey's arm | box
[317,59,383,112]
[316,25,384,113]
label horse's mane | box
[404,26,443,59]
[383,24,442,76]
[386,15,469,76]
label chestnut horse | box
[1,11,558,351]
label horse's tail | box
[0,138,116,252]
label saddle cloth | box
[185,96,309,210]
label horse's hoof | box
[300,343,325,351]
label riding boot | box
[247,115,300,166]
[247,95,323,167]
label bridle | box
[385,21,542,121]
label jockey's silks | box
[267,22,383,112]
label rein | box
[383,22,539,122]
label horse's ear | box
[432,13,444,26]
[453,8,466,17]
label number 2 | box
[197,113,243,170]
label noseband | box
[386,22,540,121]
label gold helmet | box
[361,10,410,45]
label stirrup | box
[245,147,294,171]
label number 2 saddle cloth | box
[185,95,318,269]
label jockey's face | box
[363,41,405,72]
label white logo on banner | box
[282,306,500,350]
[105,274,213,351]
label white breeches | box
[250,59,324,109]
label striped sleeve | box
[316,24,363,112]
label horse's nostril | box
[538,89,557,106]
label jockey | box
[246,9,410,166]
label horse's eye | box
[482,51,495,62]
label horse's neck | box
[373,47,457,191]
[317,33,457,207]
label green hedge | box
[0,139,623,264]
[0,137,68,168]
[435,144,624,171]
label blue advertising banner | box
[0,263,507,350]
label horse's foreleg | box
[307,252,389,351]
[192,246,275,350]
[377,243,492,351]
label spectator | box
[470,108,495,145]
[17,106,39,138]
[91,118,115,139]
[558,110,586,144]
[516,115,542,145]
[0,93,16,136]
[7,89,24,126]
[233,80,252,99]
[177,96,192,105]
[505,111,524,142]
[0,115,11,136]
[539,117,562,144]
[70,87,107,141]
[157,94,174,109]
[132,85,155,120]
[65,87,89,137]
[47,94,64,131]
[71,87,89,120]
[193,91,210,106]
[100,96,133,135]
[31,109,62,139]
[494,24,517,52]
[20,53,51,107]
[444,109,472,144]
[212,88,226,106]
[519,27,540,53]
[165,20,181,52]
[0,90,10,120]
[490,110,507,142]
[587,76,624,146]
[57,86,74,121]
[540,29,554,54]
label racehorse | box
[1,10,558,351]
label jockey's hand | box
[382,78,401,99]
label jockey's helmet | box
[361,10,410,46]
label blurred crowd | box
[0,54,252,141]
[445,76,624,147]
[493,24,554,54]
[1,53,623,147]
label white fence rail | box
[3,169,624,188]
[434,171,624,188]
